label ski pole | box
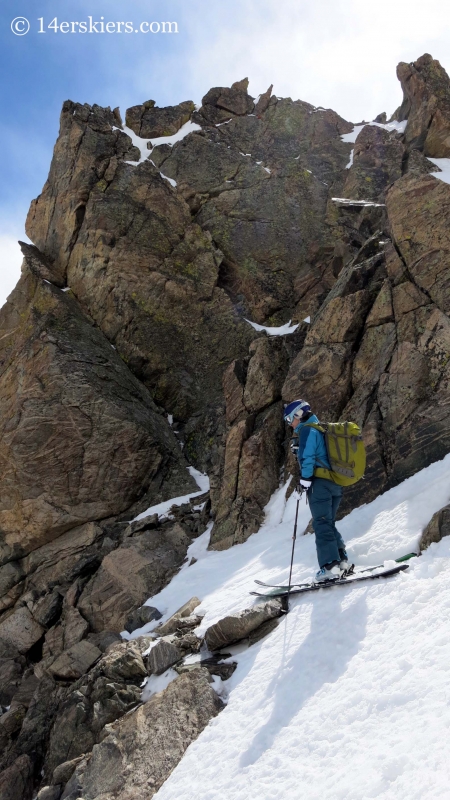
[287,492,301,602]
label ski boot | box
[314,562,342,583]
[339,549,354,577]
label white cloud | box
[155,0,450,122]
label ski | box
[254,552,417,589]
[250,563,409,597]
[254,578,318,590]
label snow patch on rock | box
[244,319,299,336]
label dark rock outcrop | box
[396,53,450,156]
[77,522,192,633]
[25,100,255,422]
[147,639,182,675]
[124,605,162,634]
[125,99,195,138]
[0,754,34,800]
[343,124,404,201]
[420,504,450,551]
[0,256,195,565]
[73,670,223,800]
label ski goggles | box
[284,409,302,424]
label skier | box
[284,399,350,583]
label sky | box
[2,0,450,306]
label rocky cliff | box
[2,54,450,798]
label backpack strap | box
[301,422,330,473]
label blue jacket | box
[296,414,331,479]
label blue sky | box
[2,0,450,305]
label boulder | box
[52,756,85,788]
[204,599,283,651]
[173,632,202,654]
[200,83,254,124]
[21,522,103,594]
[0,562,25,601]
[31,592,63,629]
[156,596,201,635]
[45,677,140,777]
[75,670,223,800]
[77,523,192,633]
[59,757,88,800]
[248,616,280,645]
[48,641,102,681]
[97,641,147,683]
[176,657,237,681]
[0,755,34,800]
[124,605,162,634]
[0,607,44,654]
[420,504,450,551]
[147,639,182,675]
[37,788,62,800]
[0,704,26,742]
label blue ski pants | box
[307,477,346,568]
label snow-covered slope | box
[131,454,450,800]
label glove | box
[300,478,312,489]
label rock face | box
[343,124,404,201]
[4,55,450,799]
[0,254,195,563]
[396,53,450,157]
[157,96,352,325]
[74,670,223,800]
[125,99,195,138]
[77,522,192,632]
[210,334,295,548]
[25,100,255,423]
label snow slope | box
[133,454,450,800]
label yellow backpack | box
[304,421,366,486]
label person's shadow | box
[239,590,368,768]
